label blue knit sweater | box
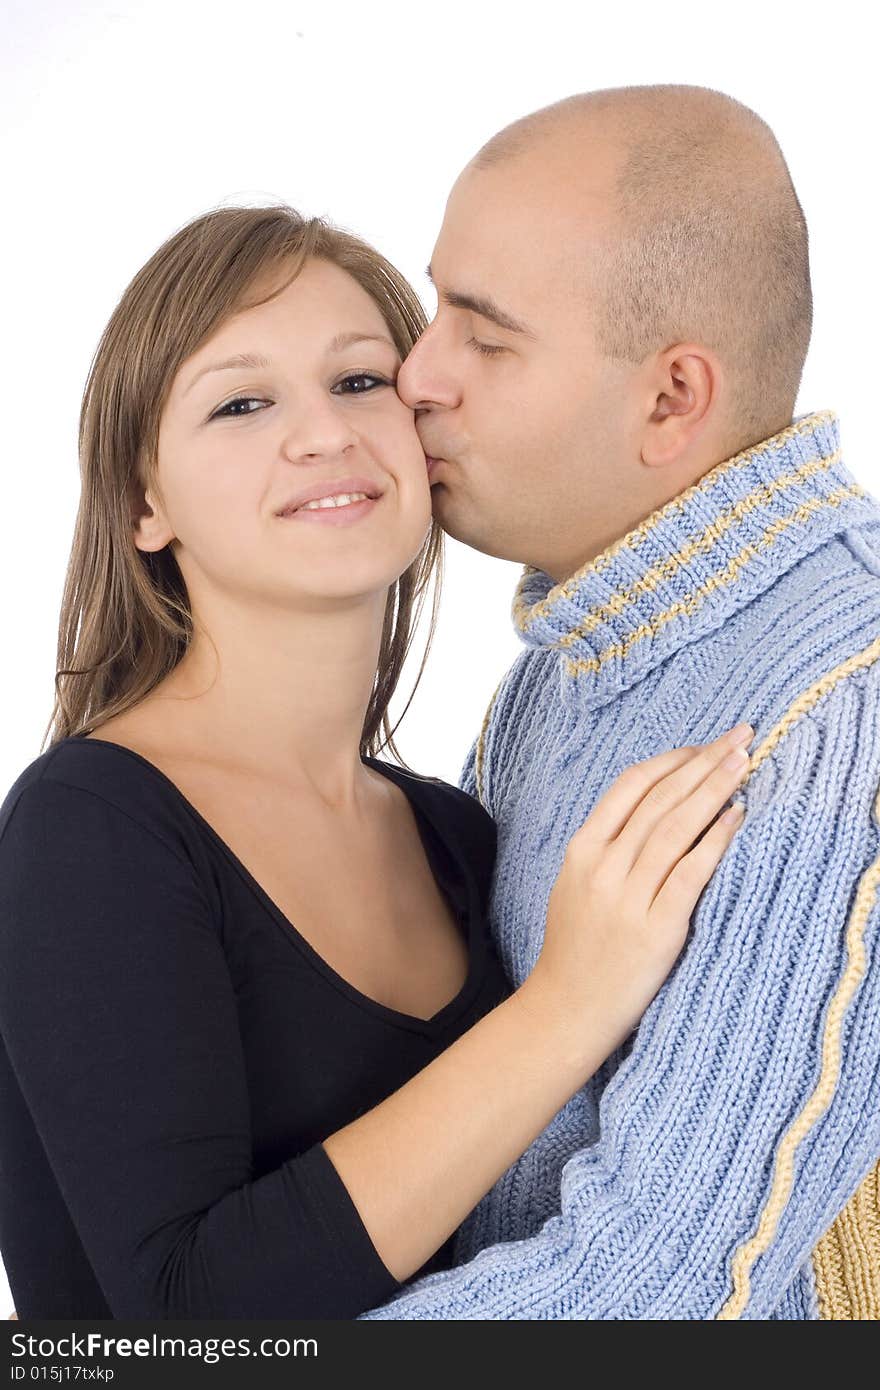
[360,409,880,1320]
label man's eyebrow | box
[424,263,537,339]
[182,333,398,397]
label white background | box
[1,0,877,1318]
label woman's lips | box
[277,496,381,526]
[425,456,443,479]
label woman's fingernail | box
[723,747,750,770]
[729,723,754,746]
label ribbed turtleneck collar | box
[512,410,876,705]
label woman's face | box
[147,256,432,608]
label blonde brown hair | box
[42,204,443,766]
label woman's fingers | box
[536,725,753,1055]
[627,747,751,907]
[576,745,700,847]
[649,797,746,923]
[611,724,753,870]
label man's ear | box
[641,342,720,468]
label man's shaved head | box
[471,85,812,437]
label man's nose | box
[398,329,460,411]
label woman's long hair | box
[42,205,444,765]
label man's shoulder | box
[719,526,880,720]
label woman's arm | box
[324,728,751,1280]
[0,730,745,1315]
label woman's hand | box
[527,723,753,1055]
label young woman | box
[0,205,752,1320]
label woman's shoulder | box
[0,732,205,875]
[365,754,495,825]
[364,755,498,884]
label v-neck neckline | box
[67,733,485,1038]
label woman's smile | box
[276,493,383,525]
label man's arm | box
[359,667,880,1319]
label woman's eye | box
[210,397,267,420]
[332,372,391,394]
[209,372,390,421]
[467,337,505,357]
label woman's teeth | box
[300,492,369,511]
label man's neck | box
[511,410,872,707]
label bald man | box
[360,85,880,1319]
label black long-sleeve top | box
[0,733,513,1319]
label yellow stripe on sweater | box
[552,451,841,651]
[563,485,867,679]
[474,676,505,809]
[717,633,880,1319]
[813,1160,880,1319]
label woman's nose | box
[281,398,359,461]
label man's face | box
[397,152,640,582]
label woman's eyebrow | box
[425,264,538,339]
[328,331,398,353]
[183,334,398,397]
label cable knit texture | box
[359,409,880,1320]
